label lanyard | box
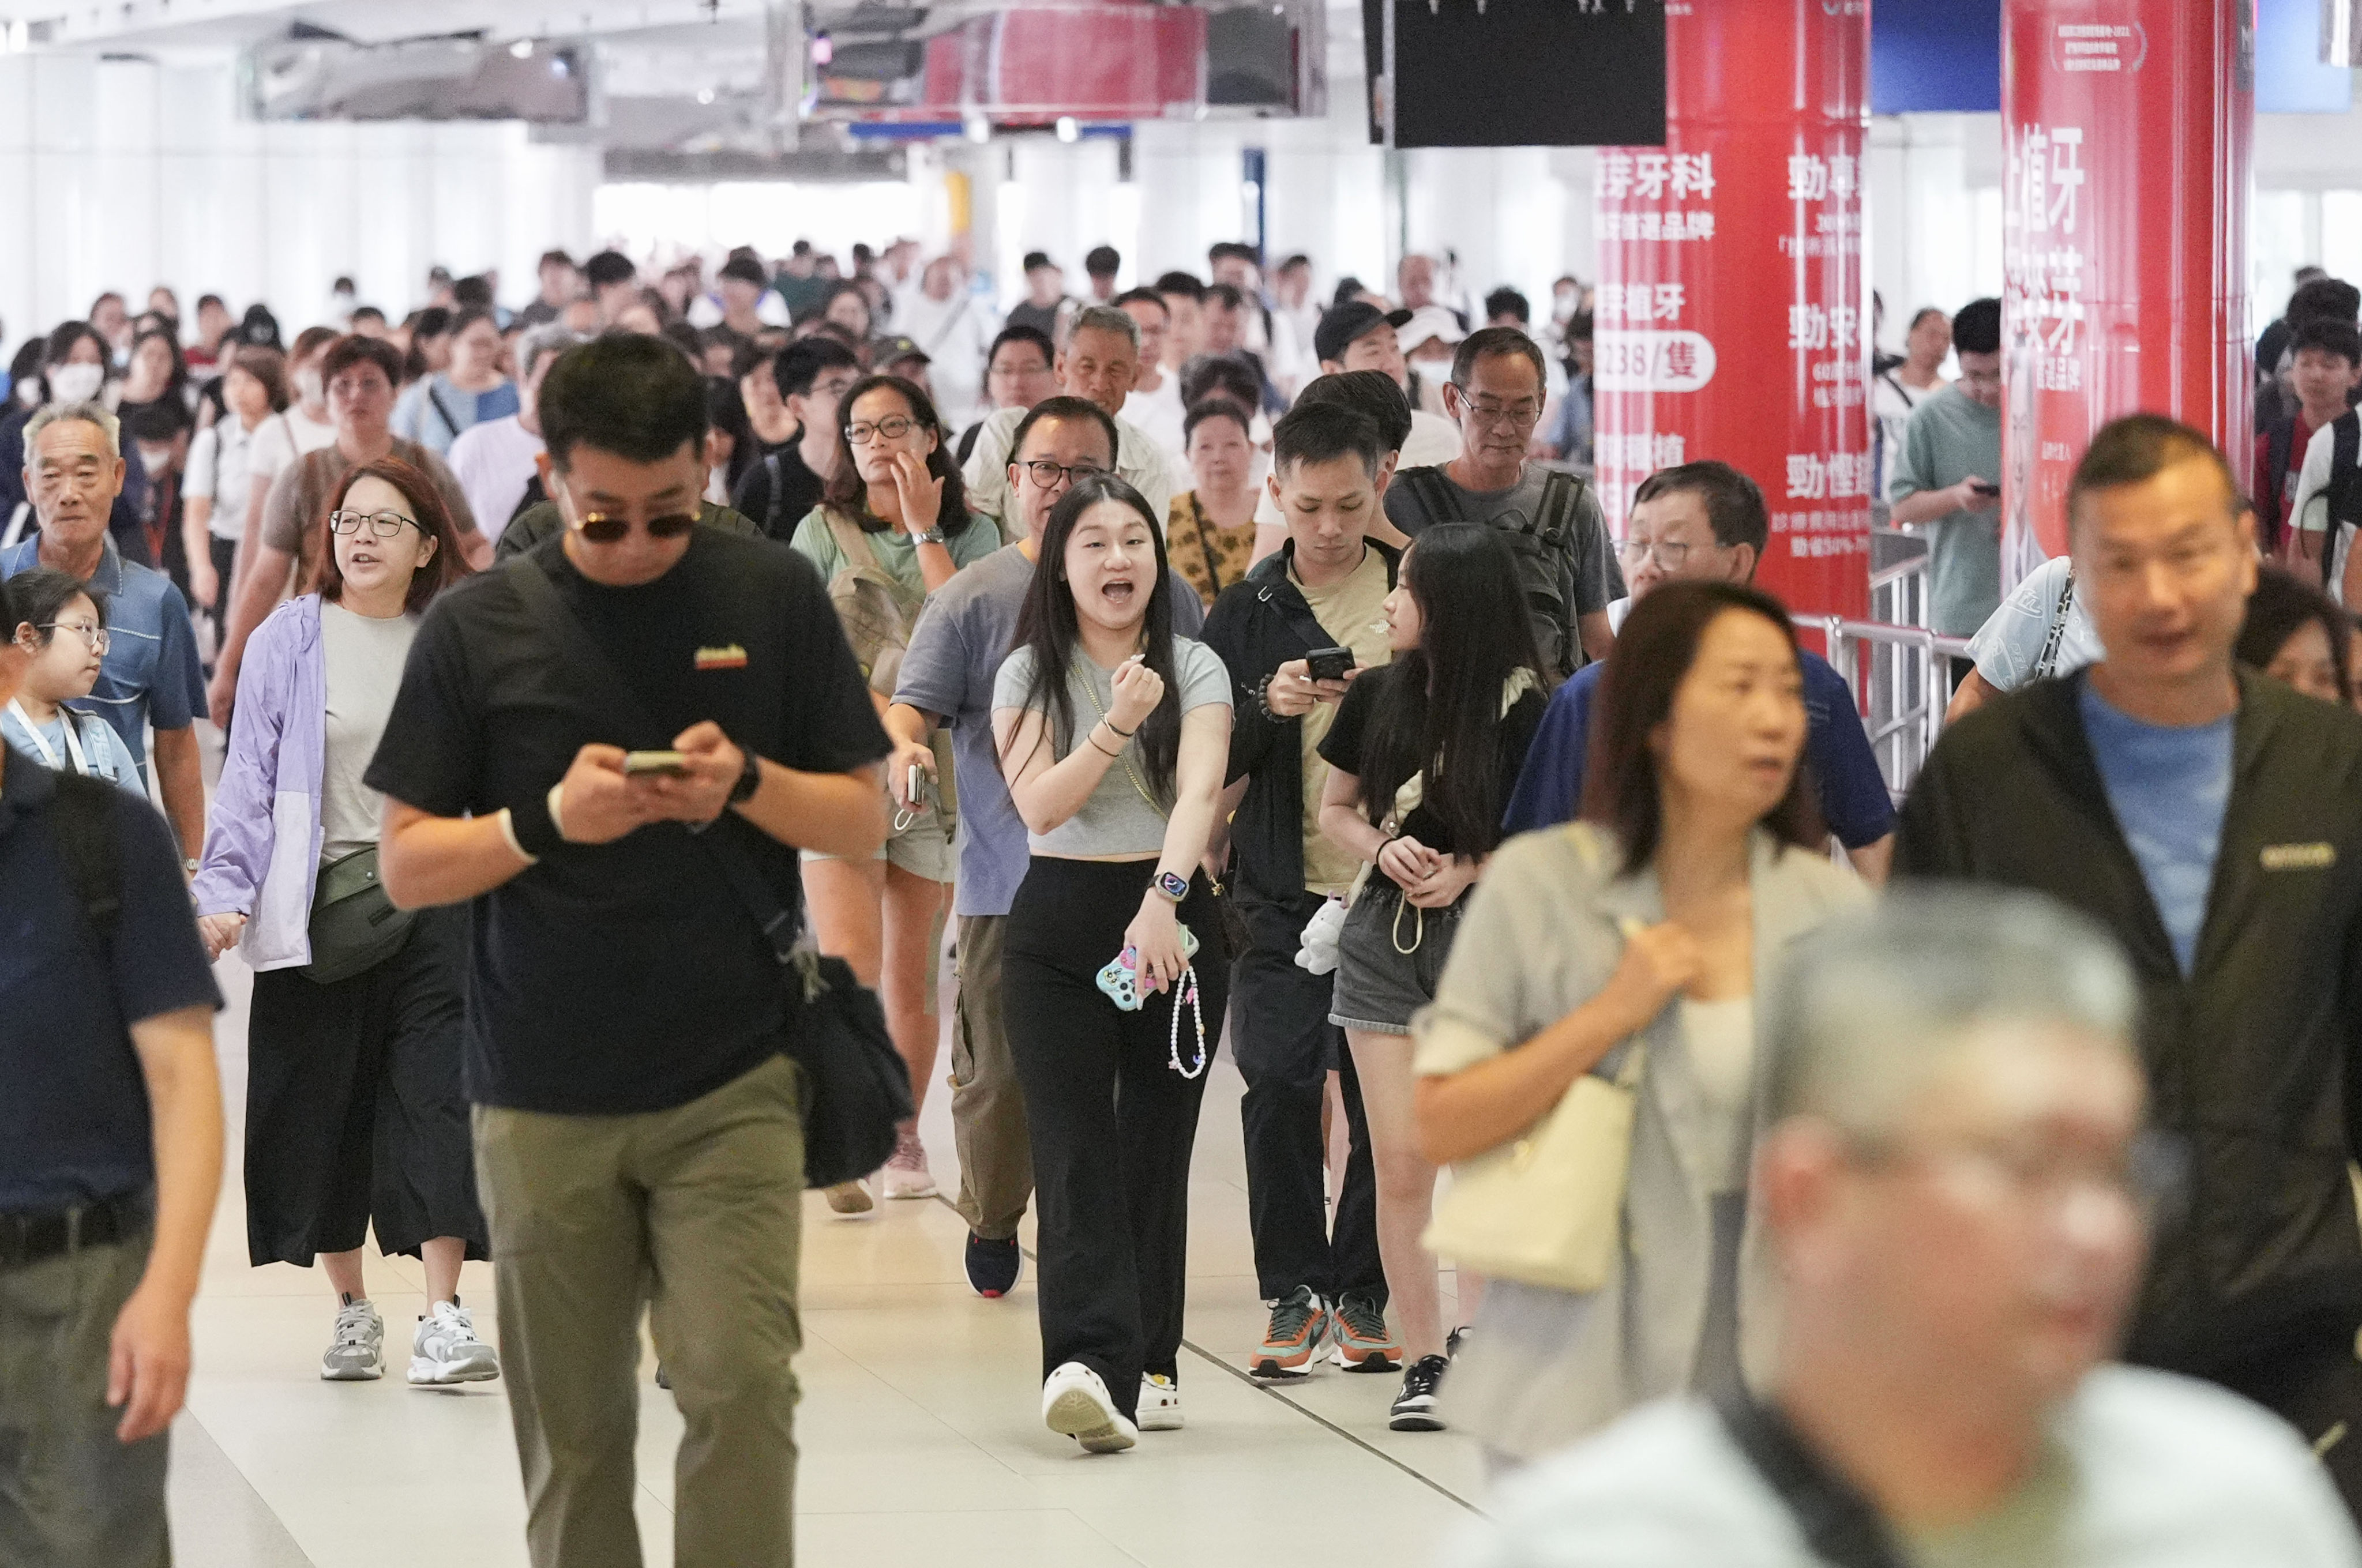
[7,698,90,775]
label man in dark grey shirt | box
[1380,326,1621,679]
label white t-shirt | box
[1450,1368,2362,1568]
[247,406,336,491]
[183,413,273,540]
[444,414,545,543]
[1125,373,1188,469]
[2290,415,2357,603]
[1966,554,2105,693]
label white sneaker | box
[321,1296,384,1381]
[1137,1373,1183,1431]
[881,1129,937,1200]
[1042,1362,1138,1453]
[410,1299,501,1385]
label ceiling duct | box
[242,27,592,122]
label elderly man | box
[445,324,588,540]
[1455,890,2362,1566]
[209,333,487,724]
[1501,461,1894,879]
[1900,413,2362,1518]
[1,401,207,862]
[960,303,1184,526]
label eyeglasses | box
[1020,459,1108,490]
[1452,389,1544,428]
[844,416,922,445]
[328,509,421,540]
[1618,539,1695,573]
[38,621,108,653]
[575,511,697,544]
[1848,1127,2185,1221]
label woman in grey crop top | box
[989,473,1234,1452]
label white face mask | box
[46,362,104,404]
[294,367,324,406]
[1553,289,1579,321]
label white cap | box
[1398,304,1467,355]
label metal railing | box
[1793,531,1973,799]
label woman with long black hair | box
[1314,523,1548,1430]
[993,472,1234,1453]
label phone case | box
[1095,923,1200,1012]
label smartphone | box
[1305,645,1357,683]
[1969,482,2001,497]
[622,750,690,777]
[906,764,934,809]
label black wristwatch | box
[728,742,763,804]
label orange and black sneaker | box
[1327,1290,1402,1373]
[1248,1286,1331,1381]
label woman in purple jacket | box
[193,456,495,1386]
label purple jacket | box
[193,595,326,969]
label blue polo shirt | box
[1,534,206,778]
[0,748,220,1211]
[1501,646,1898,848]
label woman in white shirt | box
[182,345,289,619]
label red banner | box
[1592,0,1873,623]
[2000,0,2253,566]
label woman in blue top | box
[390,307,518,456]
[992,473,1234,1453]
[791,373,998,1209]
[1,569,147,794]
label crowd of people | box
[6,235,2362,1568]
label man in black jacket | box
[1203,404,1399,1381]
[1897,412,2362,1516]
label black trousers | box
[2202,1326,2362,1522]
[1003,858,1227,1420]
[245,906,489,1268]
[1229,888,1385,1308]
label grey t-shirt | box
[992,637,1231,858]
[1887,382,2006,637]
[318,601,419,862]
[892,542,1207,918]
[1447,1368,2361,1568]
[1381,464,1623,676]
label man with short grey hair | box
[1454,890,2362,1568]
[1,401,207,864]
[445,323,589,539]
[960,303,1184,526]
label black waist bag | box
[506,553,911,1189]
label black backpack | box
[1396,465,1590,682]
[47,769,122,959]
[2316,411,2362,592]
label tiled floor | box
[170,952,1490,1566]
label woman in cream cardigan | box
[1412,580,1869,1467]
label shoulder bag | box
[1420,822,1647,1294]
[301,847,415,984]
[505,554,913,1188]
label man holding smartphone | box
[1202,403,1402,1381]
[367,334,890,1568]
[1888,296,2006,684]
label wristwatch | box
[728,743,763,804]
[913,527,948,547]
[1152,870,1190,904]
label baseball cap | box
[1314,300,1413,366]
[1398,304,1467,355]
[871,334,931,367]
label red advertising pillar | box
[1591,0,1872,622]
[2000,1,2252,567]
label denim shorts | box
[1326,882,1464,1035]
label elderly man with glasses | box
[1380,325,1622,681]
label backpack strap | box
[1713,1389,1909,1568]
[1399,466,1457,527]
[2264,416,2297,543]
[2318,413,2362,591]
[47,770,122,959]
[823,509,925,621]
[1533,468,1581,547]
[763,452,786,539]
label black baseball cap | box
[1314,300,1413,366]
[870,334,930,367]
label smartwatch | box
[1152,870,1190,904]
[728,743,763,804]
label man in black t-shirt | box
[369,334,888,1567]
[730,336,860,541]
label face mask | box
[46,363,104,404]
[137,443,174,476]
[1553,289,1579,321]
[295,367,324,405]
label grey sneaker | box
[408,1299,501,1385]
[321,1296,384,1381]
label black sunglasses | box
[574,511,697,544]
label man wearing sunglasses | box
[367,333,891,1568]
[882,396,1207,1300]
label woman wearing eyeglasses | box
[191,457,498,1386]
[790,373,998,1208]
[1,568,147,794]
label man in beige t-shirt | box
[1201,401,1402,1382]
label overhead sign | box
[1366,0,1665,148]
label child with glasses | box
[1,567,145,794]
